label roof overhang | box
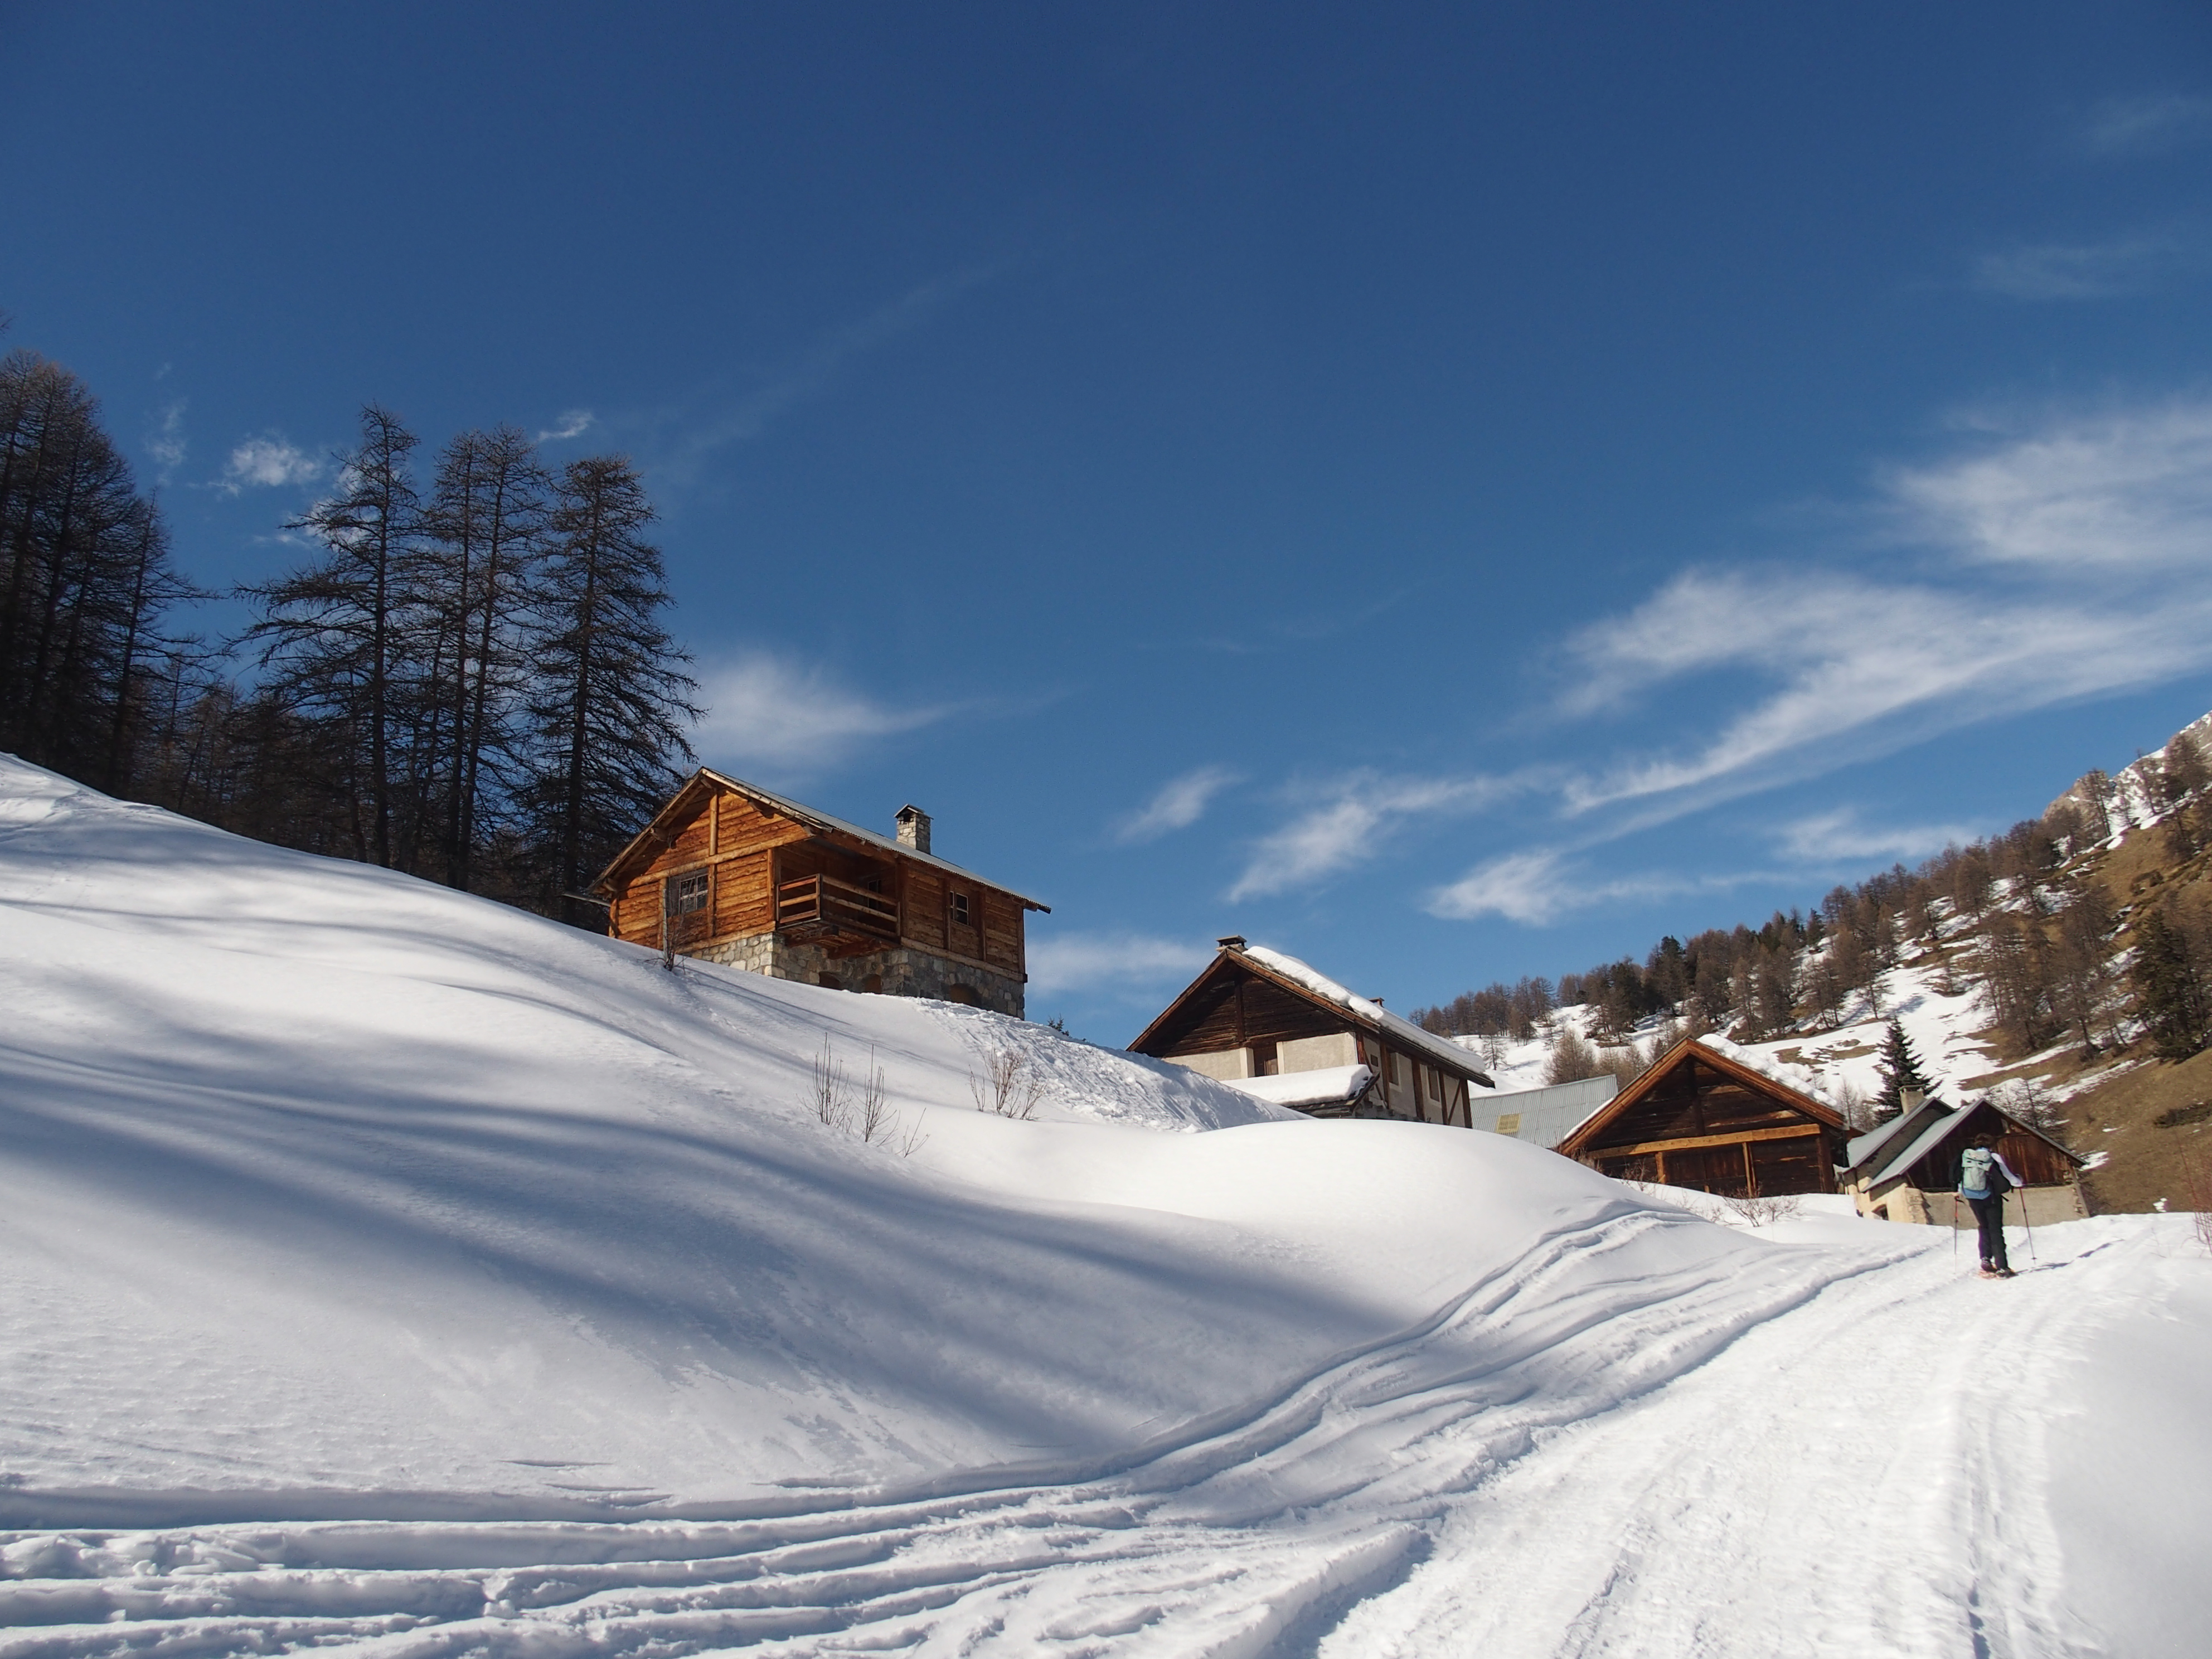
[592,768,1050,910]
[1130,947,1495,1086]
[1556,1036,1847,1160]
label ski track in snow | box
[6,759,2209,1657]
[7,1218,2203,1658]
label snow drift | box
[0,754,1802,1523]
[4,758,2208,1657]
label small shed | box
[593,770,1048,1016]
[1556,1037,1846,1196]
[1841,1095,2088,1227]
[1130,938,1495,1124]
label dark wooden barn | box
[1130,938,1495,1123]
[593,770,1047,1016]
[1556,1037,1847,1196]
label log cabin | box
[1129,938,1496,1123]
[1556,1037,1847,1196]
[1841,1092,2087,1228]
[592,770,1048,1016]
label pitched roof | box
[1860,1099,2086,1189]
[1131,943,1496,1085]
[1844,1098,1954,1173]
[1556,1035,1847,1158]
[593,768,1050,909]
[1479,1074,1619,1149]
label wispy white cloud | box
[666,266,996,478]
[1971,229,2206,300]
[536,409,594,443]
[1228,771,1526,901]
[1556,397,2212,822]
[1428,848,1770,926]
[1026,932,1211,997]
[1775,809,1977,865]
[2084,93,2212,157]
[691,654,945,774]
[219,435,322,493]
[1115,766,1241,843]
[147,401,187,481]
[1885,399,2212,572]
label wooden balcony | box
[776,873,899,954]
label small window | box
[1388,1051,1401,1086]
[668,870,709,915]
[947,984,978,1006]
[1429,1068,1443,1101]
[950,892,971,926]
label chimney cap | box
[1216,934,1246,950]
[895,803,928,821]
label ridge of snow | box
[1220,1062,1373,1109]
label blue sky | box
[6,2,2212,1039]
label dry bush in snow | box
[970,1047,1045,1120]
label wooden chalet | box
[1841,1092,2087,1228]
[592,770,1048,1016]
[1556,1037,1847,1196]
[1129,938,1496,1124]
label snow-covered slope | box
[0,755,1782,1519]
[4,757,2205,1658]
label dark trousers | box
[1966,1194,2009,1270]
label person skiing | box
[1959,1132,2024,1278]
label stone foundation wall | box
[688,932,1025,1018]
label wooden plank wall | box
[607,785,1032,978]
[1584,1058,1814,1151]
[609,790,808,947]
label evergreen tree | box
[1873,1019,1935,1120]
[2130,908,2207,1062]
[526,455,700,926]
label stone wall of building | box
[688,932,1025,1018]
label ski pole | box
[2014,1185,2036,1264]
[1951,1191,1959,1264]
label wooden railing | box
[776,873,899,945]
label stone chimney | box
[1216,934,1246,951]
[895,804,931,855]
[1901,1087,1925,1114]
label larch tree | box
[420,426,547,890]
[527,455,700,926]
[2129,908,2206,1062]
[240,405,424,867]
[0,350,188,784]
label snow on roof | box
[1844,1103,1942,1172]
[1866,1106,1968,1189]
[1240,945,1496,1086]
[1692,1032,1831,1104]
[1220,1063,1374,1110]
[1478,1074,1618,1149]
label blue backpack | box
[1960,1145,2009,1197]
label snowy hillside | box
[3,756,2207,1657]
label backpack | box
[1960,1145,2009,1196]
